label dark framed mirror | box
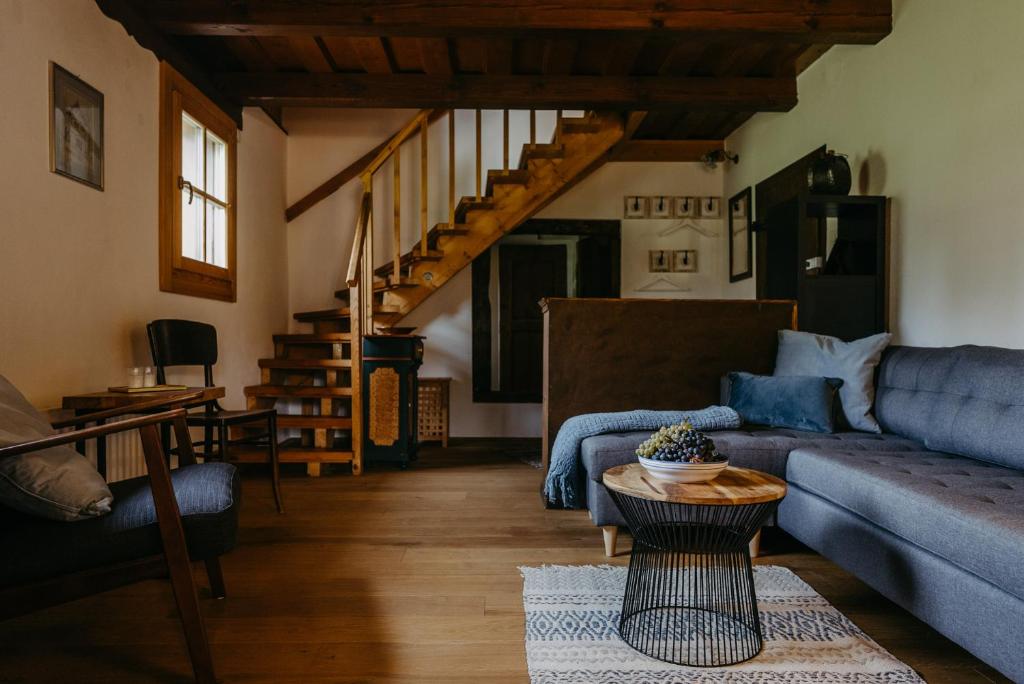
[729,187,753,282]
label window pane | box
[206,202,228,268]
[181,194,204,261]
[206,131,227,202]
[181,113,204,191]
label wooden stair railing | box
[248,108,624,476]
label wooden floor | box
[0,443,1009,683]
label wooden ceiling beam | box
[143,1,893,44]
[610,140,722,162]
[215,73,797,111]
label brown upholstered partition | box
[541,298,797,473]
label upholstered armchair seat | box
[0,462,240,587]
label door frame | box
[472,219,621,404]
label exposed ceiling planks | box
[349,37,394,74]
[105,0,893,140]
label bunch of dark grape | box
[636,420,721,463]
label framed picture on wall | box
[49,62,104,190]
[672,250,698,273]
[729,187,753,282]
[624,196,648,218]
[650,196,672,218]
[649,250,671,272]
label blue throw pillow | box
[727,372,844,434]
[774,330,892,433]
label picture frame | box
[672,249,698,273]
[624,196,648,219]
[674,196,697,218]
[649,196,672,219]
[699,196,721,218]
[50,62,104,190]
[729,187,753,282]
[648,250,671,272]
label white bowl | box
[638,456,729,484]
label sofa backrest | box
[876,345,1024,470]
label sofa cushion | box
[786,447,1024,601]
[580,428,921,482]
[0,462,240,587]
[876,345,1024,470]
[774,329,892,433]
[727,372,844,433]
[0,375,113,521]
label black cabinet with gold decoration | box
[362,335,424,468]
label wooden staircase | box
[245,109,625,475]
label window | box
[159,63,237,301]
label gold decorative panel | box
[369,367,400,447]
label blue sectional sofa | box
[580,345,1024,682]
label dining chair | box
[147,319,283,513]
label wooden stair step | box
[373,250,444,278]
[258,358,352,370]
[335,276,418,300]
[560,116,602,133]
[231,443,354,464]
[293,306,400,322]
[455,196,495,222]
[293,307,350,322]
[274,333,351,345]
[519,143,564,169]
[244,385,354,398]
[275,415,353,430]
[485,169,530,195]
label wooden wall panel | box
[541,298,797,472]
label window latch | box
[178,176,195,204]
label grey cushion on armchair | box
[0,375,113,521]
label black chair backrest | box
[147,319,218,386]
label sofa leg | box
[749,529,762,559]
[602,526,618,557]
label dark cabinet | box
[362,335,423,468]
[756,153,888,341]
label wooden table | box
[62,387,224,477]
[603,464,786,667]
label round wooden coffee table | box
[603,464,786,667]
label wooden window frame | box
[159,63,238,302]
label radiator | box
[72,414,182,483]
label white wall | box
[723,0,1024,346]
[0,0,290,410]
[538,162,725,298]
[285,107,726,436]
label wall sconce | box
[701,149,740,169]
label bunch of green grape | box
[636,420,723,463]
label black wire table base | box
[609,490,780,667]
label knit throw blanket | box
[543,407,742,509]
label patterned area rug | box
[521,564,924,683]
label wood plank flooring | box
[0,443,1009,683]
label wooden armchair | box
[0,392,239,684]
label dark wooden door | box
[499,244,567,397]
[577,235,620,298]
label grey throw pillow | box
[0,375,113,521]
[773,330,893,433]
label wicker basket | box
[417,377,451,447]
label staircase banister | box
[362,109,439,179]
[346,191,372,287]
